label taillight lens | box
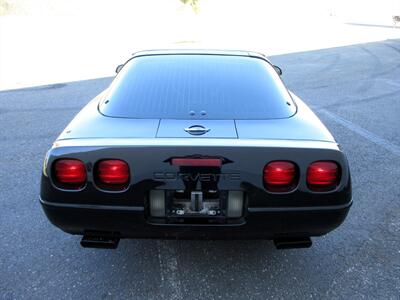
[307,161,340,191]
[263,161,298,192]
[95,159,130,190]
[53,159,86,189]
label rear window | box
[100,54,296,119]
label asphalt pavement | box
[1,39,399,299]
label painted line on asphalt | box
[157,241,183,300]
[318,108,400,157]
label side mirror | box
[273,65,282,76]
[115,64,124,74]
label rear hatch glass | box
[99,54,296,120]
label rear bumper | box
[40,197,351,239]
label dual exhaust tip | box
[273,237,312,249]
[80,235,120,249]
[80,234,312,250]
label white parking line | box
[318,108,400,157]
[157,241,183,300]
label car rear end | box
[41,137,351,247]
[40,51,352,248]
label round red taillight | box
[263,161,298,192]
[53,159,87,189]
[95,159,130,190]
[307,161,340,191]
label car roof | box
[131,49,271,63]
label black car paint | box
[40,50,352,242]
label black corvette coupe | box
[40,50,352,249]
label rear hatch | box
[98,54,296,140]
[59,53,333,142]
